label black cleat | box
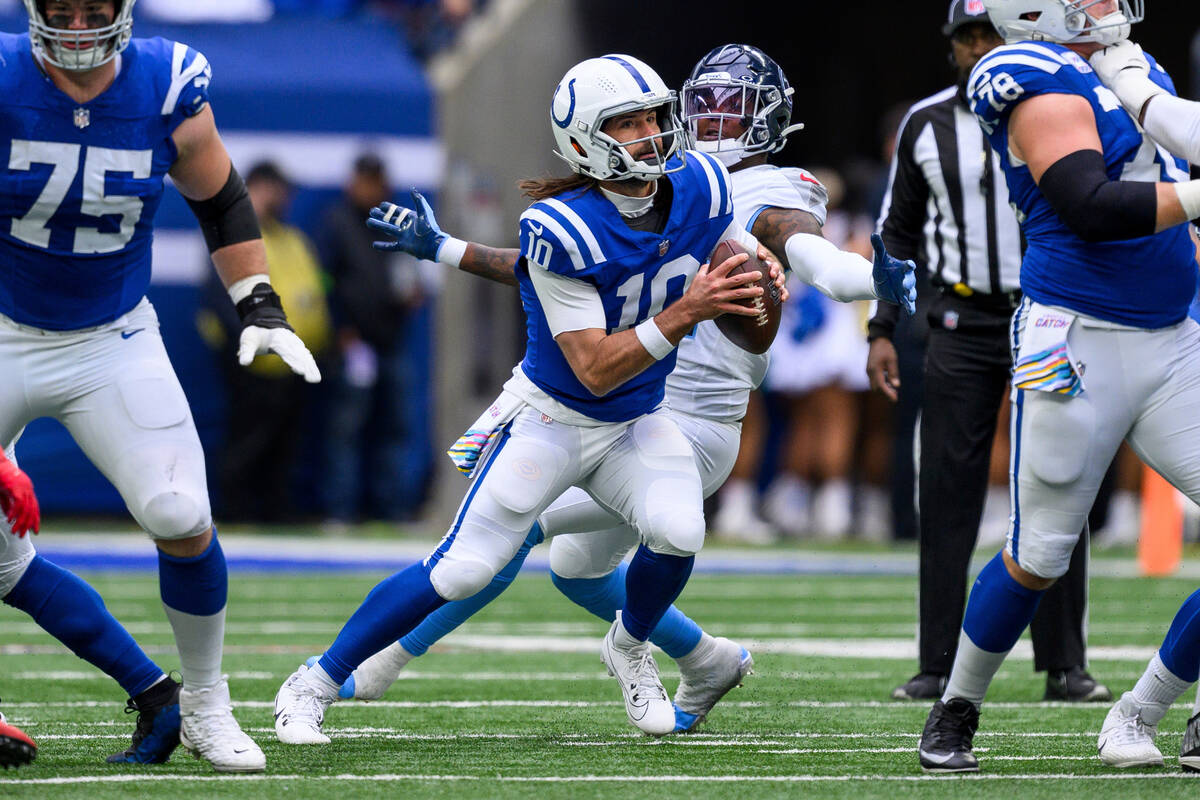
[919,698,980,773]
[0,710,36,769]
[106,676,182,764]
[1182,711,1200,773]
[1044,667,1112,702]
[891,672,947,701]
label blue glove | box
[366,189,447,261]
[870,233,917,316]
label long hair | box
[518,173,597,201]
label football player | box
[319,44,916,734]
[916,0,1200,774]
[275,53,788,742]
[1,0,321,772]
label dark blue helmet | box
[681,44,803,165]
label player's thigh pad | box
[670,412,741,498]
[586,411,705,557]
[430,410,579,601]
[58,310,211,541]
[549,526,639,579]
[0,519,36,598]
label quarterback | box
[916,0,1200,773]
[1,0,319,772]
[324,43,917,735]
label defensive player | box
[916,0,1200,773]
[274,53,777,742]
[324,44,917,734]
[1084,34,1200,772]
[2,0,321,772]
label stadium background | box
[0,0,1196,528]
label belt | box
[937,284,1021,312]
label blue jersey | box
[516,151,735,423]
[0,33,211,330]
[967,42,1195,328]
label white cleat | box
[274,664,336,745]
[601,613,675,737]
[1097,694,1164,768]
[178,678,265,773]
[339,642,414,701]
[673,637,754,732]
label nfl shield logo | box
[966,0,985,14]
[73,107,90,129]
[658,240,670,256]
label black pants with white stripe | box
[918,293,1087,676]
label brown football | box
[710,239,782,355]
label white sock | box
[612,612,642,651]
[942,631,1010,707]
[675,632,717,672]
[1131,652,1194,726]
[304,661,342,697]
[163,606,225,691]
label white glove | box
[238,325,322,383]
[1089,40,1165,118]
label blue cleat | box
[305,655,355,700]
[106,677,181,764]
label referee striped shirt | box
[876,86,1023,297]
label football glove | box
[1089,40,1165,117]
[235,283,322,383]
[0,456,39,537]
[870,233,917,316]
[367,189,447,262]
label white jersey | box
[664,164,829,422]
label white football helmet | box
[24,0,137,71]
[981,0,1142,46]
[550,54,685,182]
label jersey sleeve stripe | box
[521,208,588,272]
[968,50,1063,99]
[690,151,726,219]
[542,197,607,265]
[160,41,210,116]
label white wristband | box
[635,318,674,360]
[1176,181,1200,222]
[227,274,270,303]
[438,237,468,268]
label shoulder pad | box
[967,43,1071,131]
[519,200,607,275]
[156,39,212,120]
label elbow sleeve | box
[184,165,262,253]
[1038,150,1157,243]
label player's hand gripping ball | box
[711,239,782,355]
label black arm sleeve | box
[867,299,901,342]
[1037,150,1158,243]
[185,165,262,253]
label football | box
[710,239,783,355]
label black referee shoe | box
[1181,712,1200,773]
[891,672,948,700]
[919,698,980,773]
[1043,667,1112,702]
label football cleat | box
[1180,711,1200,773]
[179,679,265,773]
[1044,667,1112,702]
[106,676,181,764]
[601,613,676,736]
[673,637,753,733]
[919,698,980,773]
[1097,693,1163,768]
[307,642,413,702]
[891,672,948,701]
[274,664,335,745]
[0,709,36,769]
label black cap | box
[352,153,386,178]
[943,0,991,36]
[245,160,291,189]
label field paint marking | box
[4,772,1200,786]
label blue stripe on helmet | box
[603,55,652,92]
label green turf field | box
[2,555,1199,798]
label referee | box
[866,1,1110,703]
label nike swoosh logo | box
[121,328,145,339]
[529,223,544,236]
[233,748,250,754]
[918,749,958,764]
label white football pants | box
[0,299,212,593]
[1008,305,1200,578]
[426,403,705,602]
[546,410,742,580]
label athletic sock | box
[400,524,541,656]
[318,561,444,685]
[1130,651,1194,727]
[4,555,164,697]
[552,563,703,658]
[943,551,1044,706]
[620,545,694,642]
[158,533,228,691]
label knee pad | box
[642,477,706,557]
[0,535,37,599]
[139,491,211,541]
[548,529,636,580]
[428,550,500,602]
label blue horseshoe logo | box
[552,78,576,129]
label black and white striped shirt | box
[877,86,1023,296]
